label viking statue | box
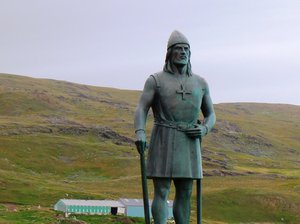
[134,30,216,224]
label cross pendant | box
[176,84,192,100]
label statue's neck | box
[171,63,187,75]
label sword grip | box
[136,141,150,224]
[135,140,146,155]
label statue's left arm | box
[185,80,216,138]
[200,83,216,136]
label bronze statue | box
[134,30,216,224]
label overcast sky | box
[1,0,300,105]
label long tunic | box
[147,71,208,179]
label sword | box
[197,121,203,224]
[185,120,203,224]
[135,141,150,224]
[197,162,202,224]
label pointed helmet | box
[167,30,190,49]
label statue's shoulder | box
[149,71,166,79]
[148,71,167,88]
[191,73,208,87]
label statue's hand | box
[185,124,207,139]
[135,130,147,154]
[135,140,147,154]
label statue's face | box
[171,44,190,66]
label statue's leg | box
[173,178,193,224]
[152,177,171,224]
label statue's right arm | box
[134,77,156,143]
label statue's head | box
[164,30,192,75]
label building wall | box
[126,206,147,218]
[66,205,111,214]
[167,207,173,219]
[54,200,67,212]
[126,206,173,219]
[118,207,125,215]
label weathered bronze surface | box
[134,30,216,224]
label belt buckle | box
[177,123,186,131]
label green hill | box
[0,73,299,224]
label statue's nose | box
[181,50,187,56]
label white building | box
[54,198,173,218]
[54,199,125,217]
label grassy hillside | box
[0,73,299,224]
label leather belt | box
[154,120,195,131]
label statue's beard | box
[164,59,192,76]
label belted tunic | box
[147,71,208,179]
